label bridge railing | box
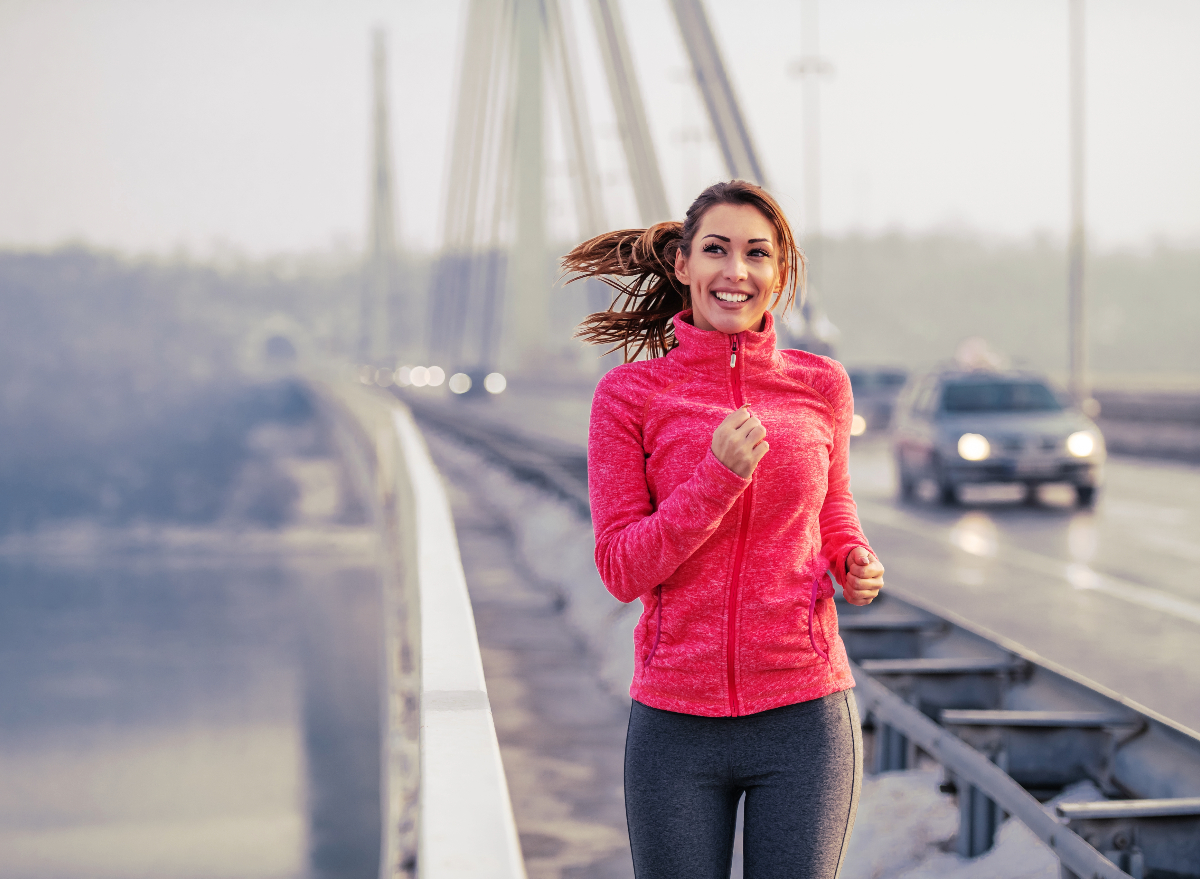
[314,379,526,879]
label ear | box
[674,247,690,285]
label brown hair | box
[563,180,804,362]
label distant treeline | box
[813,233,1200,384]
[0,248,359,531]
[1,235,1196,529]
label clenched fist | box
[844,547,884,606]
[712,405,768,479]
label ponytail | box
[563,180,804,363]
[564,222,688,362]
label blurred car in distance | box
[890,368,1106,506]
[846,366,909,434]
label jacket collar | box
[670,309,778,369]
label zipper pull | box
[730,335,738,368]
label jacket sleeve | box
[588,373,750,603]
[818,362,873,585]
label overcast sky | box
[1,0,1198,256]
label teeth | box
[714,291,750,302]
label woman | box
[563,180,885,878]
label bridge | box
[2,2,1200,879]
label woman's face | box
[675,202,780,336]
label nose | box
[725,252,748,281]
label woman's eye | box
[750,248,771,258]
[702,243,723,254]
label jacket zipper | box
[726,332,751,716]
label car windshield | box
[940,380,1062,413]
[848,371,907,393]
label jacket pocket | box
[744,559,831,672]
[641,586,664,668]
[815,569,835,601]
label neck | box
[688,313,768,334]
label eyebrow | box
[701,234,773,245]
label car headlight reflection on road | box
[1067,430,1095,457]
[958,433,991,461]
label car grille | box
[997,435,1061,452]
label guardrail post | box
[873,722,909,772]
[957,781,1000,858]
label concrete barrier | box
[1094,387,1200,463]
[314,380,526,879]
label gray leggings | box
[624,689,862,879]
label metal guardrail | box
[844,587,1200,879]
[853,667,1134,879]
[316,381,526,879]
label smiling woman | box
[676,203,781,335]
[564,180,802,361]
[561,180,885,878]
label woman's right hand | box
[712,405,768,479]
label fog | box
[2,0,1196,378]
[0,3,1197,874]
[2,0,1199,254]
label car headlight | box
[958,433,991,461]
[1067,430,1095,457]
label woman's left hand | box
[844,547,884,606]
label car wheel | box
[1075,485,1097,507]
[932,455,958,505]
[896,456,915,500]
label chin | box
[710,313,763,335]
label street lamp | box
[1068,0,1097,416]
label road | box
[428,436,634,878]
[848,432,1200,734]
[423,378,1200,734]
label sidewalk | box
[429,437,633,879]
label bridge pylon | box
[430,0,676,377]
[428,0,770,377]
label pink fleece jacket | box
[588,310,873,717]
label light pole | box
[790,0,834,280]
[789,0,834,348]
[363,29,397,364]
[1068,0,1092,411]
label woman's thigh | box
[739,689,863,879]
[624,701,742,879]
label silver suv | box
[890,369,1105,506]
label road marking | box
[1124,530,1200,564]
[857,501,1200,627]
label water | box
[0,548,382,879]
[0,380,385,879]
